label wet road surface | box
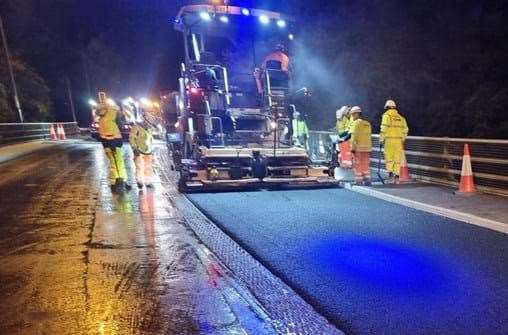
[188,189,508,335]
[0,142,273,334]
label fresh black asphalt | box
[188,188,508,335]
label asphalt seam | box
[350,185,508,234]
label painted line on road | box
[349,185,508,234]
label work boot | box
[115,178,126,193]
[146,183,154,189]
[137,181,144,188]
[364,179,372,186]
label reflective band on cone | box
[455,144,476,196]
[49,124,58,140]
[399,147,411,182]
[58,124,66,140]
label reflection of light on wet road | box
[0,142,266,334]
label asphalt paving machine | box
[169,3,338,192]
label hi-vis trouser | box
[134,154,153,185]
[384,138,404,176]
[102,139,127,185]
[353,151,371,184]
[339,141,353,168]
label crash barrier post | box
[308,131,508,196]
[0,122,79,146]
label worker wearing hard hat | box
[336,106,353,168]
[129,116,154,189]
[340,106,372,185]
[292,111,309,149]
[96,92,130,193]
[380,99,409,184]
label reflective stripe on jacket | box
[336,115,351,134]
[129,125,153,155]
[97,103,122,140]
[380,108,408,142]
[349,118,372,152]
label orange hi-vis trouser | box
[384,138,404,176]
[134,154,153,185]
[339,141,353,168]
[353,151,371,184]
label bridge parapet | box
[0,122,79,145]
[308,131,508,196]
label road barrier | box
[308,131,508,196]
[0,122,79,145]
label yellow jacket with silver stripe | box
[380,109,408,142]
[349,118,372,152]
[96,103,122,140]
[129,124,153,155]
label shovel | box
[377,143,385,184]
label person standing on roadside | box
[336,106,353,168]
[96,91,131,193]
[129,116,154,189]
[340,106,372,185]
[380,99,409,184]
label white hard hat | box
[350,106,362,114]
[384,99,396,108]
[293,111,300,118]
[336,106,348,118]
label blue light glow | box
[288,33,294,40]
[199,12,211,21]
[259,15,270,25]
[241,8,250,16]
[219,15,229,23]
[277,19,286,28]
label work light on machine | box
[219,15,229,23]
[277,19,286,28]
[241,8,250,16]
[88,99,97,107]
[199,11,212,21]
[259,15,270,25]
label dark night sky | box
[1,1,507,137]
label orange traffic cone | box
[58,124,66,140]
[455,144,476,195]
[49,124,58,140]
[398,147,411,182]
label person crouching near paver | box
[339,106,372,185]
[96,92,131,193]
[380,99,408,184]
[129,116,154,189]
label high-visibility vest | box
[349,118,372,152]
[292,119,308,137]
[262,51,289,72]
[336,115,350,134]
[97,103,122,140]
[380,108,409,142]
[129,125,153,155]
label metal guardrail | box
[0,122,80,145]
[308,131,508,196]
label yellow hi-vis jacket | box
[336,115,351,134]
[380,108,409,142]
[292,119,309,137]
[129,124,154,155]
[349,118,372,152]
[96,103,122,140]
